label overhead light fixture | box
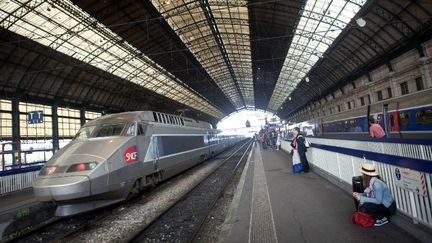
[288,97,292,101]
[356,18,366,27]
[164,0,171,5]
[305,77,309,82]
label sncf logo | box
[124,145,138,163]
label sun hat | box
[360,163,379,176]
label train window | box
[126,123,136,136]
[74,125,96,139]
[137,123,146,135]
[157,113,162,123]
[181,119,184,126]
[169,116,173,124]
[153,112,158,122]
[163,114,167,123]
[95,123,125,137]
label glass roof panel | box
[268,0,366,111]
[0,0,224,118]
[152,0,253,109]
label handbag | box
[351,211,375,228]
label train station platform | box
[219,143,422,243]
[0,188,36,215]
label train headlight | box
[66,162,98,172]
[39,166,58,176]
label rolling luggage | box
[352,176,364,210]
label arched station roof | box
[0,0,431,125]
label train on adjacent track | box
[289,90,432,139]
[33,111,245,216]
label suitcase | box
[352,176,364,210]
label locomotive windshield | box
[74,122,126,139]
[75,125,96,139]
[95,123,126,137]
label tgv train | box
[33,111,244,216]
[290,91,432,139]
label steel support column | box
[11,98,20,166]
[51,104,59,153]
[80,109,86,126]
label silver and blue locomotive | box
[33,111,243,216]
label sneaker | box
[374,217,388,226]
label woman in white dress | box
[276,132,281,150]
[290,127,311,173]
[290,128,303,173]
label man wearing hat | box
[353,163,396,226]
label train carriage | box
[33,111,243,216]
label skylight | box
[268,0,366,111]
[0,0,224,118]
[152,0,254,109]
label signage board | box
[394,167,427,197]
[28,111,43,124]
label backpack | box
[298,135,310,148]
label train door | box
[142,125,159,174]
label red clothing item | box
[369,123,385,138]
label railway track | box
[4,140,251,243]
[129,140,252,243]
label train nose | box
[33,176,90,201]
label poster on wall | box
[394,167,427,197]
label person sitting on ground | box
[369,118,385,138]
[353,164,396,226]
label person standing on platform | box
[352,164,396,226]
[369,118,386,138]
[276,131,281,150]
[290,127,310,173]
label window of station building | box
[0,100,12,141]
[377,90,383,101]
[347,101,351,109]
[367,95,371,104]
[400,82,409,95]
[58,107,81,138]
[360,97,365,106]
[85,111,102,122]
[387,87,392,99]
[19,102,52,139]
[337,105,341,112]
[416,77,424,91]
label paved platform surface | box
[222,144,420,243]
[0,188,36,215]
